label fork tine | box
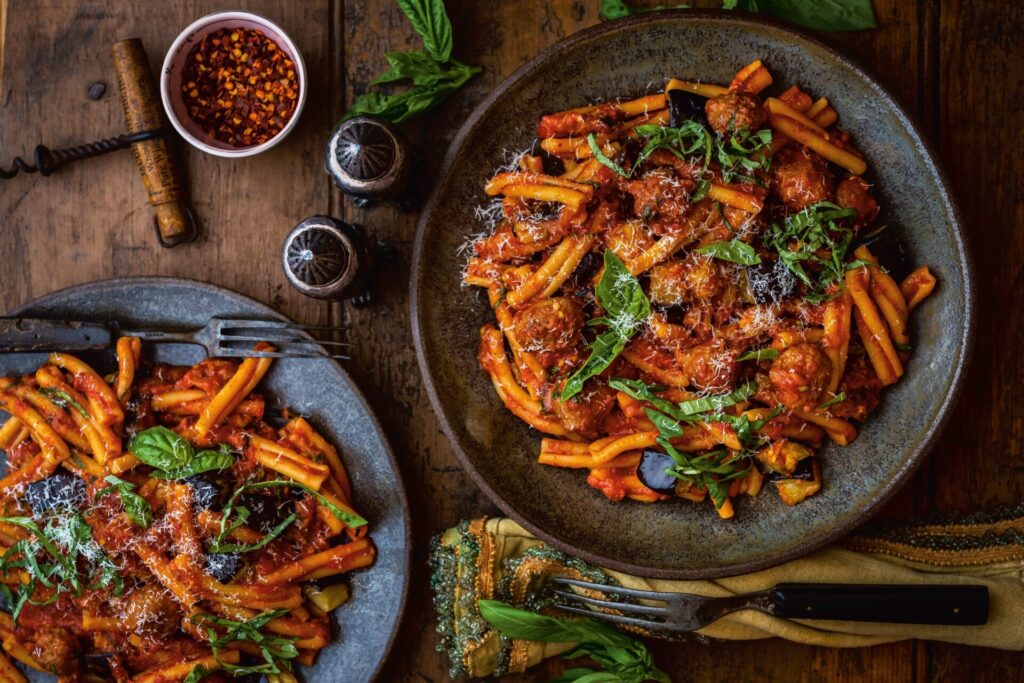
[553,577,670,602]
[214,350,349,360]
[554,604,668,631]
[551,589,667,617]
[217,335,352,347]
[216,320,348,332]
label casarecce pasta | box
[0,339,373,681]
[464,59,936,519]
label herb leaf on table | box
[479,600,670,683]
[344,0,482,123]
[603,0,877,32]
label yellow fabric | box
[434,514,1024,678]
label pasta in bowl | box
[463,58,936,519]
[0,338,375,681]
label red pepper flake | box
[181,27,299,147]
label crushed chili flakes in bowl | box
[181,27,299,148]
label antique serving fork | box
[551,577,989,633]
[0,318,349,360]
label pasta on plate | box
[464,59,936,520]
[0,338,373,682]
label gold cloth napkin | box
[429,509,1024,679]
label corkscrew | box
[0,129,163,179]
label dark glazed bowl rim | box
[411,9,975,578]
[9,276,412,681]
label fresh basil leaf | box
[208,513,298,554]
[599,0,689,20]
[183,665,210,683]
[587,133,629,177]
[560,332,627,403]
[345,60,480,123]
[128,426,194,470]
[736,347,779,362]
[39,388,90,419]
[151,444,235,480]
[193,609,298,676]
[696,240,761,265]
[396,0,454,62]
[677,380,757,415]
[767,201,860,301]
[561,251,650,401]
[818,391,846,410]
[740,0,877,31]
[480,600,670,682]
[221,480,368,532]
[97,475,152,528]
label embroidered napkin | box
[429,509,1024,678]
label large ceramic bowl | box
[412,11,973,578]
[2,278,409,682]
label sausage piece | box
[512,297,584,352]
[648,254,726,306]
[771,146,834,211]
[768,342,831,411]
[550,382,617,439]
[704,92,768,134]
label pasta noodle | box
[0,341,374,679]
[463,58,935,517]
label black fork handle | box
[772,583,988,625]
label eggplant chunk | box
[25,471,86,513]
[668,89,707,128]
[205,552,241,583]
[184,474,222,510]
[637,450,677,495]
[774,459,822,505]
[744,259,797,305]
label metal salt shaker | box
[281,216,375,306]
[325,115,411,207]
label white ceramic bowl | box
[160,11,307,158]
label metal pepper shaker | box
[282,216,374,305]
[325,115,412,206]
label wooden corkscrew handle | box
[112,38,198,247]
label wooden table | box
[1,1,1021,680]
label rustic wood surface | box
[1,0,1021,681]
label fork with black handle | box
[551,577,989,633]
[0,318,350,360]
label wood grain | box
[1,0,1021,681]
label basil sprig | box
[561,251,651,401]
[344,0,481,122]
[818,391,846,410]
[765,201,870,303]
[602,0,877,32]
[0,512,123,621]
[211,479,368,554]
[479,599,669,683]
[610,378,783,508]
[128,427,234,480]
[192,609,299,676]
[696,239,761,265]
[96,475,152,528]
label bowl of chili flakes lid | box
[160,11,307,157]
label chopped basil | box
[736,347,779,362]
[96,475,152,528]
[696,239,762,265]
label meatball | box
[550,382,617,438]
[771,146,834,211]
[836,176,879,226]
[705,92,768,135]
[512,297,584,352]
[768,343,831,411]
[621,169,694,229]
[117,584,181,637]
[676,344,738,392]
[648,254,726,306]
[31,627,80,676]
